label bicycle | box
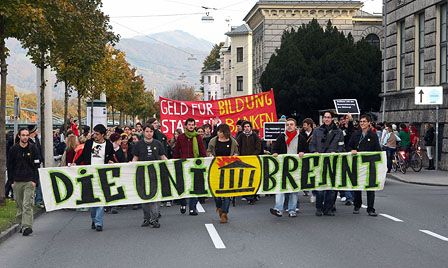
[408,147,423,172]
[391,150,406,174]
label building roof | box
[257,0,362,3]
[225,24,252,37]
[354,9,382,18]
[200,70,221,75]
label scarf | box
[184,129,199,158]
[285,130,297,146]
[243,130,253,137]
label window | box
[237,47,243,62]
[419,13,425,86]
[441,4,447,84]
[399,21,406,89]
[237,76,243,91]
[366,34,380,48]
[208,91,211,100]
[208,76,211,84]
[229,60,231,68]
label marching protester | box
[202,123,213,149]
[173,118,207,215]
[207,123,239,223]
[28,125,44,208]
[424,123,435,170]
[73,124,117,231]
[309,111,344,216]
[237,120,262,205]
[8,127,40,236]
[269,118,307,217]
[300,118,314,200]
[132,124,168,228]
[347,114,381,217]
[146,118,169,153]
[120,133,134,162]
[167,128,182,159]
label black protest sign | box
[263,122,286,141]
[333,99,360,114]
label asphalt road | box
[1,179,447,268]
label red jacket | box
[173,133,206,159]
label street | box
[1,178,447,268]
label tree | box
[201,42,224,72]
[260,19,381,122]
[164,84,197,101]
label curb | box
[0,208,45,245]
[386,173,448,187]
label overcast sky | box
[102,0,383,44]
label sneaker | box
[303,192,309,196]
[310,195,316,203]
[368,211,378,217]
[353,208,360,214]
[288,212,297,217]
[241,197,247,201]
[189,210,198,216]
[141,220,151,227]
[269,208,282,217]
[160,202,165,207]
[132,204,139,210]
[295,208,300,213]
[111,207,118,214]
[340,197,347,202]
[247,199,256,205]
[315,210,323,216]
[166,201,172,207]
[149,220,160,228]
[324,211,335,216]
[345,201,353,206]
[95,225,103,231]
[22,227,33,236]
[180,206,186,214]
[91,222,96,229]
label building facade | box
[201,70,222,101]
[219,38,232,99]
[383,0,448,170]
[243,0,383,92]
[224,24,254,98]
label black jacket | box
[309,123,345,153]
[347,129,382,152]
[424,127,435,146]
[75,139,116,165]
[273,132,308,154]
[300,129,313,153]
[7,143,40,184]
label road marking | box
[196,203,205,213]
[420,230,448,242]
[379,213,403,222]
[205,224,226,249]
[361,205,367,209]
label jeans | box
[14,181,35,228]
[180,197,198,212]
[354,191,375,213]
[90,207,104,227]
[275,193,298,213]
[214,197,230,214]
[344,191,353,202]
[143,202,160,221]
[384,147,395,170]
[34,179,43,205]
[316,190,335,213]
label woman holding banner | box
[207,123,239,223]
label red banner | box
[159,91,277,139]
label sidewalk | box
[387,169,448,186]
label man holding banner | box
[173,118,207,215]
[132,124,168,228]
[309,111,345,216]
[347,114,381,216]
[73,124,117,231]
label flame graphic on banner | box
[216,156,242,168]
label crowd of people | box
[5,112,437,235]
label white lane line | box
[196,203,205,213]
[361,205,367,209]
[205,224,226,249]
[379,213,404,222]
[420,230,448,242]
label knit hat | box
[109,133,121,142]
[278,115,287,122]
[28,125,37,134]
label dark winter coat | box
[74,139,116,165]
[237,132,262,155]
[424,127,435,146]
[7,143,40,184]
[347,129,382,152]
[309,123,345,153]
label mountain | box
[4,30,213,100]
[133,30,214,52]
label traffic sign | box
[415,87,443,105]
